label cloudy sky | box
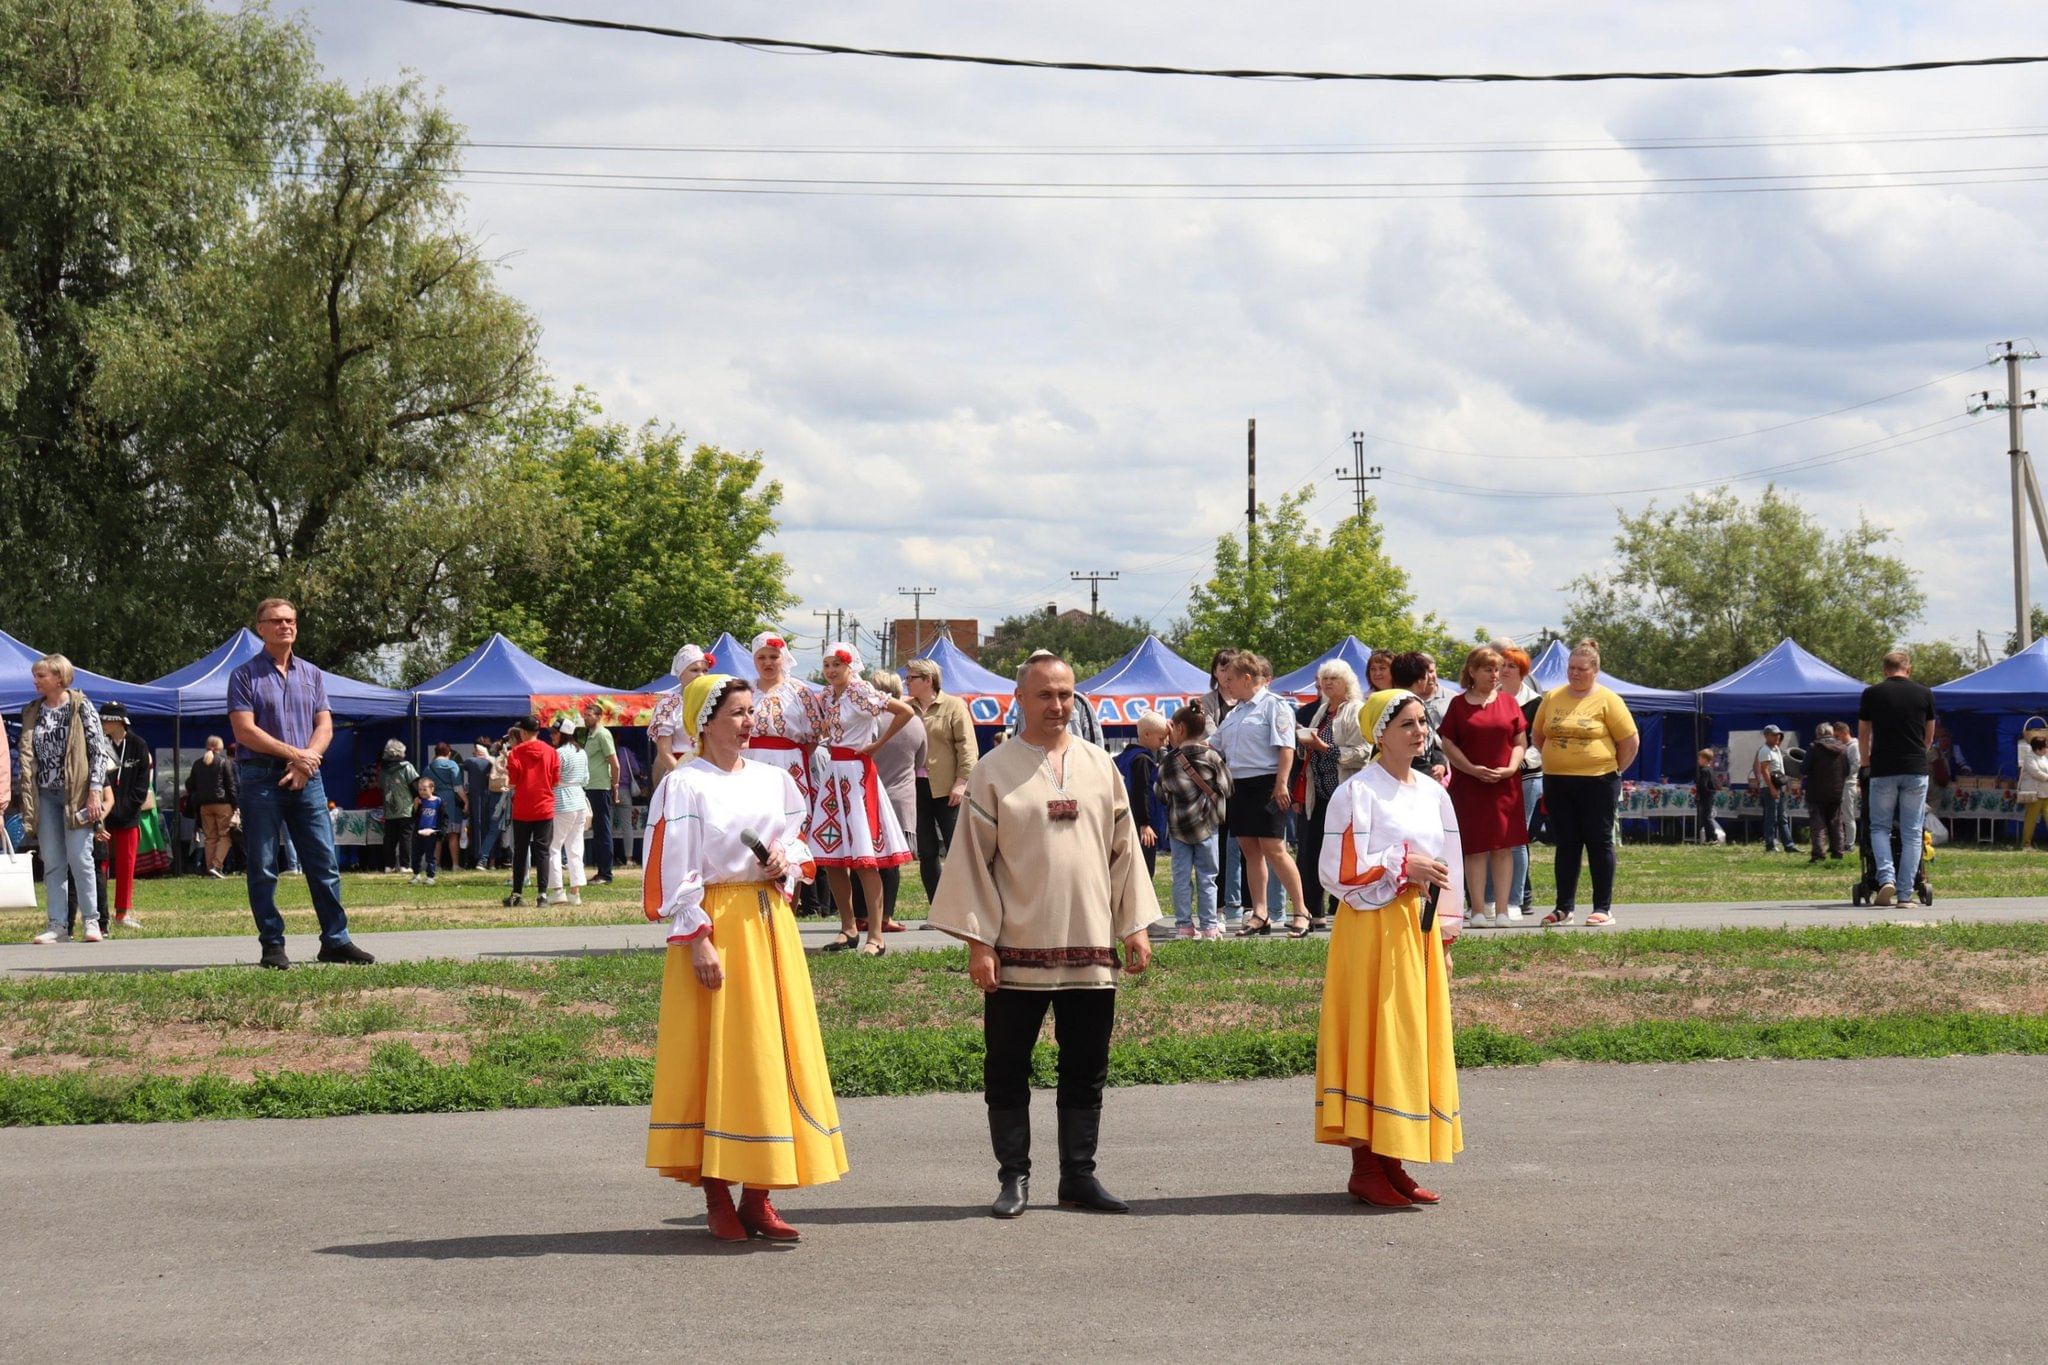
[267,1,2048,669]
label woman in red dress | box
[1436,645,1528,928]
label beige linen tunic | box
[929,737,1162,989]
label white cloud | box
[272,0,2048,659]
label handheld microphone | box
[1420,882,1441,934]
[739,828,772,866]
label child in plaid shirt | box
[1157,701,1235,939]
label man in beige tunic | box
[930,653,1162,1218]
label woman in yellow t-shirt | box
[1529,639,1639,927]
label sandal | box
[1584,911,1616,926]
[822,930,858,952]
[859,939,888,957]
[1286,915,1314,939]
[1540,910,1574,927]
[1236,913,1272,938]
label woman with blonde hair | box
[1438,645,1528,927]
[1530,639,1638,927]
[21,655,116,944]
[1295,660,1368,931]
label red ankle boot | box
[1379,1155,1439,1204]
[738,1187,800,1242]
[703,1181,748,1241]
[1347,1145,1412,1207]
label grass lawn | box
[5,923,2048,1123]
[4,838,2041,945]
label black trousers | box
[383,814,414,872]
[1297,795,1332,917]
[509,818,552,896]
[588,790,614,880]
[915,782,958,900]
[983,987,1115,1111]
[1546,772,1620,913]
[1809,796,1844,857]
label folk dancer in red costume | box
[812,642,915,956]
[643,673,847,1242]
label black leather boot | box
[1055,1107,1127,1213]
[989,1107,1031,1218]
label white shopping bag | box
[0,824,37,910]
[1924,812,1949,846]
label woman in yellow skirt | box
[644,673,849,1241]
[1314,688,1465,1206]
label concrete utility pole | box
[897,587,937,661]
[1969,341,2046,648]
[1335,430,1384,519]
[1069,570,1119,616]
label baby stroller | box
[1849,771,1935,907]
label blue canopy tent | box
[142,631,412,869]
[1696,639,1867,797]
[1933,638,2048,783]
[634,632,752,693]
[1272,636,1374,698]
[412,633,625,720]
[1076,636,1209,728]
[0,628,180,715]
[1527,639,1697,780]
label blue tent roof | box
[412,633,624,718]
[148,629,410,720]
[1933,638,2048,713]
[0,628,181,716]
[1696,638,1864,713]
[1529,640,1697,715]
[914,635,1013,695]
[635,632,752,692]
[1272,637,1374,696]
[1077,636,1209,697]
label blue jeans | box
[1219,832,1242,914]
[1761,788,1792,850]
[37,788,99,935]
[482,792,509,866]
[238,762,351,948]
[1869,774,1930,899]
[1169,835,1221,932]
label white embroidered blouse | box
[1316,763,1465,931]
[643,757,814,943]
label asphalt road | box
[2,1056,2042,1362]
[5,895,2048,976]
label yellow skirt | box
[1312,885,1463,1163]
[646,882,850,1189]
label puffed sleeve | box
[641,772,708,941]
[848,678,889,717]
[1319,777,1406,911]
[1435,783,1465,933]
[928,762,1004,947]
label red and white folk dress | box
[811,679,914,871]
[747,679,823,821]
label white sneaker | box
[568,890,582,906]
[207,867,226,879]
[545,890,568,906]
[408,873,421,885]
[31,930,67,945]
[83,924,104,942]
[114,912,143,929]
[425,876,437,886]
[1504,908,1525,923]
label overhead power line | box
[386,2,2048,85]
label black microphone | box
[1420,882,1441,934]
[739,828,772,866]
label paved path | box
[6,895,2048,976]
[1,1056,2041,1362]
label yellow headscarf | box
[1361,688,1427,749]
[682,672,744,742]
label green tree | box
[1902,639,1973,687]
[1177,490,1452,668]
[90,76,543,673]
[0,0,314,667]
[2004,607,2048,657]
[1563,486,1923,689]
[445,390,794,687]
[981,608,1150,682]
